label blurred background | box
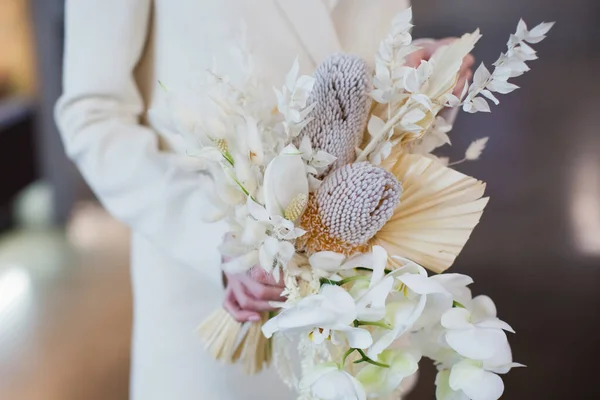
[0,0,598,399]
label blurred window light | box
[0,266,32,318]
[570,154,600,255]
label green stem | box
[353,349,390,369]
[355,267,393,274]
[222,151,235,167]
[356,320,393,330]
[338,275,369,286]
[320,275,369,287]
[340,348,357,368]
[233,178,250,196]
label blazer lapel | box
[275,0,342,66]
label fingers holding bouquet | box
[407,37,475,96]
[223,267,285,323]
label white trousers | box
[128,233,294,399]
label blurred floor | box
[0,204,132,400]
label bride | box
[55,0,472,398]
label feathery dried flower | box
[294,54,372,175]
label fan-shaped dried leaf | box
[375,153,488,273]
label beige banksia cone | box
[294,54,372,175]
[297,162,402,255]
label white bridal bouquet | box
[162,9,552,400]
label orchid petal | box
[303,365,367,400]
[436,370,470,400]
[470,295,497,321]
[299,363,338,393]
[368,295,426,359]
[247,198,270,222]
[477,318,515,333]
[451,361,504,400]
[370,246,389,286]
[446,328,509,360]
[341,253,374,270]
[398,274,450,295]
[431,274,473,305]
[441,308,473,330]
[356,276,395,322]
[358,350,419,397]
[309,252,346,273]
[335,326,373,349]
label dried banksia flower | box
[296,194,370,256]
[294,54,372,175]
[297,162,402,255]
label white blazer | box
[55,1,410,399]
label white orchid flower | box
[258,236,295,279]
[307,247,385,276]
[356,349,421,398]
[441,295,514,359]
[263,145,309,217]
[411,324,462,368]
[353,246,396,323]
[300,362,366,400]
[308,251,348,275]
[435,370,470,400]
[413,273,474,330]
[368,257,450,358]
[432,274,474,307]
[308,248,396,321]
[447,360,504,400]
[262,285,373,349]
[437,338,524,400]
[441,295,514,360]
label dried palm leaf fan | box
[197,54,372,374]
[197,310,272,374]
[374,152,488,273]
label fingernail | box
[248,315,261,322]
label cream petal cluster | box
[262,284,373,349]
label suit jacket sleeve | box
[55,0,222,270]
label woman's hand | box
[223,267,285,323]
[406,38,475,96]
